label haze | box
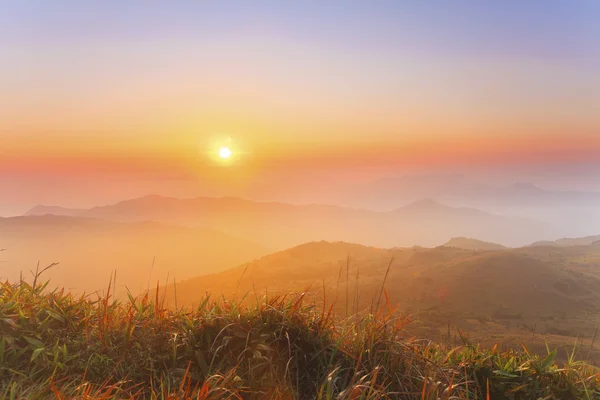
[2,1,600,378]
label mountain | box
[25,205,85,217]
[341,175,600,209]
[443,237,507,251]
[338,176,600,235]
[24,195,555,249]
[384,199,551,247]
[527,240,558,247]
[163,241,600,361]
[529,235,600,247]
[392,199,494,218]
[0,215,268,295]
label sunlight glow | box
[219,147,232,159]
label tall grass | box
[0,270,598,399]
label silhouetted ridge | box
[21,195,552,248]
[24,205,84,217]
[443,237,507,251]
[399,198,446,210]
[528,234,600,247]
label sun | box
[218,147,232,159]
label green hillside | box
[164,241,600,366]
[0,274,598,399]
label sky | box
[1,1,600,214]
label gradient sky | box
[1,1,600,213]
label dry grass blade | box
[375,257,394,314]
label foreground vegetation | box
[0,274,599,399]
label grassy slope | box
[163,242,600,363]
[0,275,599,399]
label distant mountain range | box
[339,175,600,210]
[24,205,86,217]
[442,234,600,250]
[14,197,600,297]
[24,195,556,249]
[529,235,600,247]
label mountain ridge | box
[528,234,600,247]
[22,194,554,249]
[442,237,507,251]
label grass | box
[0,271,599,399]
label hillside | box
[165,241,600,363]
[24,195,555,249]
[2,278,598,399]
[443,237,507,250]
[529,235,600,247]
[167,241,600,315]
[0,215,268,294]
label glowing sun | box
[218,147,233,159]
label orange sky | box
[1,2,600,214]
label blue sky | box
[2,1,599,59]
